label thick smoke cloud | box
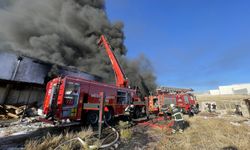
[121,55,157,96]
[0,0,156,96]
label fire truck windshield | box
[64,82,80,106]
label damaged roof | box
[0,51,101,84]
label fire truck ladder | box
[156,86,193,93]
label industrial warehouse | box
[0,51,101,106]
[209,83,250,95]
[0,0,250,150]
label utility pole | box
[98,92,105,139]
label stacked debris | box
[0,105,37,120]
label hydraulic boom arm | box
[98,35,128,88]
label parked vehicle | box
[148,87,199,115]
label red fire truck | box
[43,35,147,125]
[175,92,197,113]
[148,87,198,115]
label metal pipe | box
[11,56,23,80]
[2,56,23,104]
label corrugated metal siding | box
[0,51,101,106]
[0,51,101,84]
[0,52,18,80]
[0,52,51,84]
[0,84,6,104]
[0,82,45,106]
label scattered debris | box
[0,105,38,120]
[24,128,94,150]
[243,120,250,126]
[54,137,98,150]
[230,122,241,126]
[0,119,53,138]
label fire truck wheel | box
[105,109,114,123]
[133,107,141,119]
[87,111,99,125]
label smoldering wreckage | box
[0,0,250,149]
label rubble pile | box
[0,105,37,120]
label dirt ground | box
[196,94,250,102]
[118,113,250,150]
[1,112,249,150]
[2,94,250,150]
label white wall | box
[232,84,250,94]
[233,88,248,95]
[209,89,220,95]
[219,85,234,95]
[210,83,250,95]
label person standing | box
[170,104,184,133]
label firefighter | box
[188,106,194,117]
[162,104,172,120]
[196,103,199,111]
[212,103,216,112]
[170,104,184,133]
[206,103,212,112]
[235,104,243,116]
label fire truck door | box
[62,82,80,118]
[116,91,128,115]
[184,95,189,104]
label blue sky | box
[106,0,250,91]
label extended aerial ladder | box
[98,35,129,88]
[156,86,193,94]
[98,35,149,119]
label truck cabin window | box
[153,98,159,107]
[184,95,189,104]
[117,91,128,104]
[164,97,173,105]
[64,82,80,106]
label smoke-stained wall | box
[0,51,100,84]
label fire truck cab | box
[176,93,197,113]
[148,93,176,115]
[148,87,199,115]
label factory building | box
[0,51,101,106]
[209,83,250,95]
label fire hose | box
[54,121,119,150]
[99,123,119,149]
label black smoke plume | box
[0,0,156,96]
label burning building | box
[0,0,156,102]
[0,51,101,106]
